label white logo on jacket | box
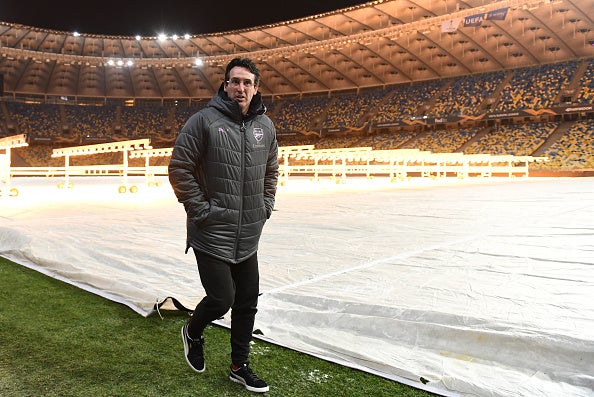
[253,128,264,142]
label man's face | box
[224,66,258,115]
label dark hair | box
[225,57,260,86]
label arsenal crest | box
[253,128,264,142]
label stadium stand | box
[3,58,593,172]
[0,1,592,174]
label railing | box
[277,146,549,183]
[6,142,548,193]
[10,165,169,177]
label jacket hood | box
[208,82,266,122]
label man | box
[168,57,278,393]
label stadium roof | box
[0,1,371,36]
[0,0,593,100]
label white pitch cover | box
[1,176,593,397]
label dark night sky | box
[1,0,370,36]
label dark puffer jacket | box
[168,86,278,264]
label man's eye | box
[228,79,253,87]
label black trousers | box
[188,249,260,366]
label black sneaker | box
[229,362,269,393]
[181,322,205,373]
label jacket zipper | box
[234,120,247,259]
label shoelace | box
[186,332,204,355]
